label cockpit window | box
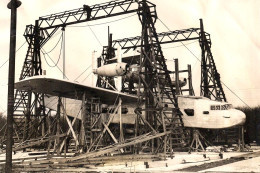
[210,104,233,110]
[184,109,194,116]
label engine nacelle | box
[93,63,128,77]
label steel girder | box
[37,0,144,30]
[13,0,155,147]
[199,19,226,102]
[112,28,201,51]
[108,21,226,102]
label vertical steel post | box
[62,28,66,79]
[56,97,61,155]
[6,0,21,172]
[174,59,180,95]
[188,65,194,96]
[200,19,209,98]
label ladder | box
[12,30,35,142]
[82,98,102,150]
[136,0,187,153]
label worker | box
[83,5,92,20]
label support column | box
[174,59,180,95]
[80,92,86,147]
[56,97,61,155]
[117,46,122,91]
[200,19,209,98]
[92,51,96,87]
[188,65,194,96]
[6,1,21,172]
[119,98,124,142]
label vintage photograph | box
[0,0,259,172]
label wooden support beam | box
[80,92,86,146]
[58,109,79,153]
[56,97,61,155]
[88,102,120,152]
[118,98,124,143]
[68,131,171,161]
[13,134,66,151]
[135,110,157,133]
[188,64,194,96]
[174,59,180,95]
[161,110,167,159]
[61,103,79,147]
[102,122,124,153]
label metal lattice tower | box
[135,0,187,152]
[199,19,226,102]
[13,23,46,142]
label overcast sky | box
[0,0,259,114]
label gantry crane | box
[7,0,227,155]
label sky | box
[0,0,259,115]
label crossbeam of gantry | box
[112,28,203,50]
[37,0,150,30]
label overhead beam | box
[37,0,152,30]
[112,28,201,50]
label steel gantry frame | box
[136,0,187,153]
[10,0,227,156]
[98,0,189,153]
[199,19,226,102]
[103,20,226,102]
[11,0,188,155]
[97,17,228,153]
[12,0,143,145]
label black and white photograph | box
[0,0,259,172]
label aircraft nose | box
[237,110,246,125]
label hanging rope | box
[42,32,64,68]
[43,33,63,54]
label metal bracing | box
[173,59,195,96]
[13,21,46,143]
[135,0,187,153]
[13,0,150,145]
[112,28,201,51]
[106,19,226,102]
[11,0,227,156]
[199,19,226,102]
[95,0,189,153]
[37,0,142,30]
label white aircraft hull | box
[178,96,246,129]
[15,77,246,129]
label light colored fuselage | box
[178,96,246,129]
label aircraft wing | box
[15,76,139,105]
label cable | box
[87,24,103,46]
[42,32,64,68]
[16,41,27,52]
[0,59,9,70]
[162,40,198,50]
[0,41,27,70]
[158,18,253,108]
[221,82,251,108]
[41,48,69,80]
[158,18,201,62]
[42,33,63,54]
[82,72,92,83]
[69,14,137,28]
[74,65,92,81]
[49,30,62,41]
